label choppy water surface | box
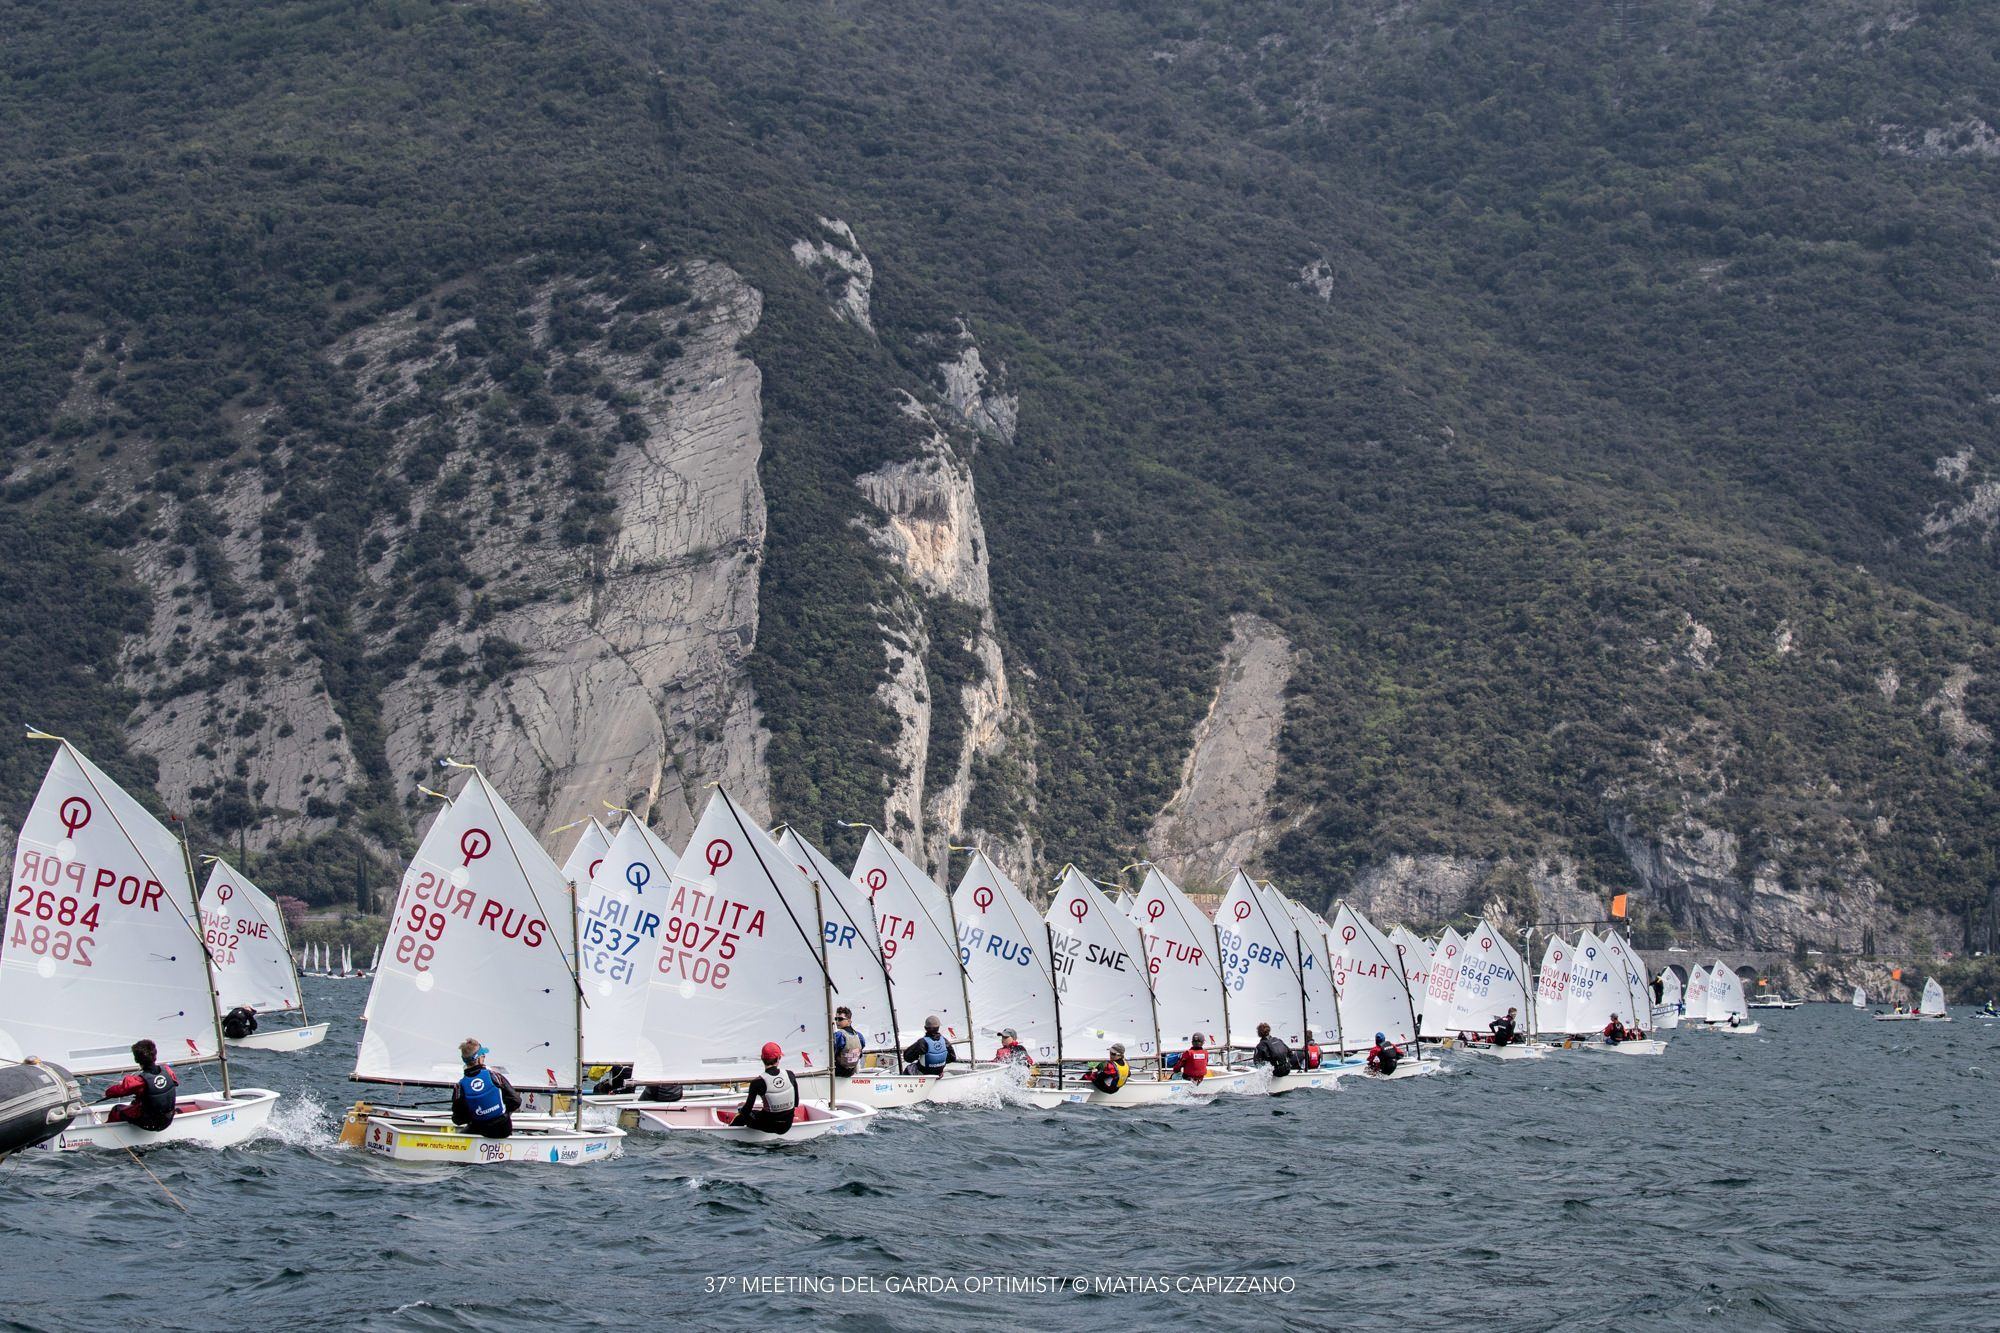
[4,990,1997,1331]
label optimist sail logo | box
[705,839,733,874]
[973,887,994,912]
[864,868,888,897]
[459,829,492,866]
[59,796,92,837]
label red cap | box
[760,1041,783,1063]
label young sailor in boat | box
[1299,1030,1324,1071]
[1252,1023,1294,1077]
[1366,1033,1401,1075]
[832,1007,866,1077]
[100,1039,179,1131]
[1602,1014,1630,1045]
[591,1065,635,1095]
[1166,1033,1209,1082]
[452,1039,521,1139]
[992,1027,1033,1066]
[1979,999,1999,1018]
[221,1006,259,1040]
[726,1042,800,1135]
[1488,1007,1519,1047]
[901,1016,956,1077]
[1086,1044,1129,1093]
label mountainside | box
[4,0,1999,990]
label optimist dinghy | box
[345,763,624,1165]
[1,735,281,1151]
[199,857,328,1051]
[1879,977,1953,1022]
[623,788,877,1140]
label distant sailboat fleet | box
[0,735,1966,1163]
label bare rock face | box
[939,327,1018,445]
[1146,614,1296,887]
[1343,852,1596,932]
[368,260,772,848]
[790,218,875,333]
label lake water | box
[4,988,1996,1331]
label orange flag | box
[1609,893,1628,919]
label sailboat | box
[780,826,955,1108]
[623,788,875,1141]
[1214,873,1339,1092]
[850,830,975,1060]
[1329,904,1431,1076]
[1652,967,1683,1030]
[1532,935,1573,1040]
[1390,926,1431,1032]
[345,763,624,1164]
[1440,921,1542,1058]
[952,852,1089,1107]
[1274,889,1350,1074]
[341,943,354,978]
[199,856,328,1050]
[1561,930,1662,1054]
[571,809,679,1109]
[1877,976,1950,1022]
[1605,932,1673,1049]
[1697,962,1758,1034]
[1852,985,1866,1009]
[1045,867,1205,1107]
[1126,865,1263,1095]
[1420,928,1467,1041]
[0,734,280,1149]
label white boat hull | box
[359,1114,624,1165]
[41,1088,280,1151]
[833,1071,947,1108]
[226,1022,330,1052]
[624,1098,877,1142]
[1265,1063,1360,1093]
[1713,1022,1761,1035]
[1085,1076,1216,1107]
[1574,1038,1666,1056]
[1185,1067,1267,1096]
[1015,1084,1093,1107]
[1465,1041,1549,1060]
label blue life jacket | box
[833,1027,864,1073]
[459,1069,506,1122]
[921,1034,949,1068]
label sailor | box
[101,1039,179,1131]
[1489,1007,1519,1047]
[1602,1014,1628,1045]
[1087,1044,1129,1093]
[221,1006,258,1040]
[1300,1029,1324,1071]
[1252,1022,1294,1077]
[992,1027,1033,1066]
[1366,1032,1401,1076]
[451,1039,521,1139]
[901,1015,955,1077]
[591,1064,635,1096]
[1169,1033,1210,1082]
[1979,999,1999,1017]
[831,1006,866,1078]
[729,1042,800,1135]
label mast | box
[812,877,836,1105]
[569,874,585,1132]
[172,814,233,1098]
[1046,920,1064,1089]
[1294,927,1310,1057]
[943,848,976,1063]
[1523,926,1538,1044]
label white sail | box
[1215,870,1303,1048]
[355,770,578,1089]
[1330,904,1417,1051]
[1276,892,1341,1049]
[952,851,1059,1059]
[1444,921,1529,1033]
[0,741,219,1074]
[559,817,613,892]
[1127,865,1228,1050]
[1708,962,1748,1022]
[778,827,896,1051]
[1851,985,1866,1008]
[1654,967,1684,1028]
[1420,929,1467,1038]
[1533,935,1573,1035]
[1390,927,1431,1028]
[849,831,971,1048]
[1604,932,1651,1026]
[1921,977,1946,1017]
[200,858,300,1015]
[1562,931,1628,1034]
[343,943,353,976]
[578,814,679,1064]
[1682,964,1710,1022]
[633,788,831,1083]
[1114,889,1134,912]
[1046,868,1158,1057]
